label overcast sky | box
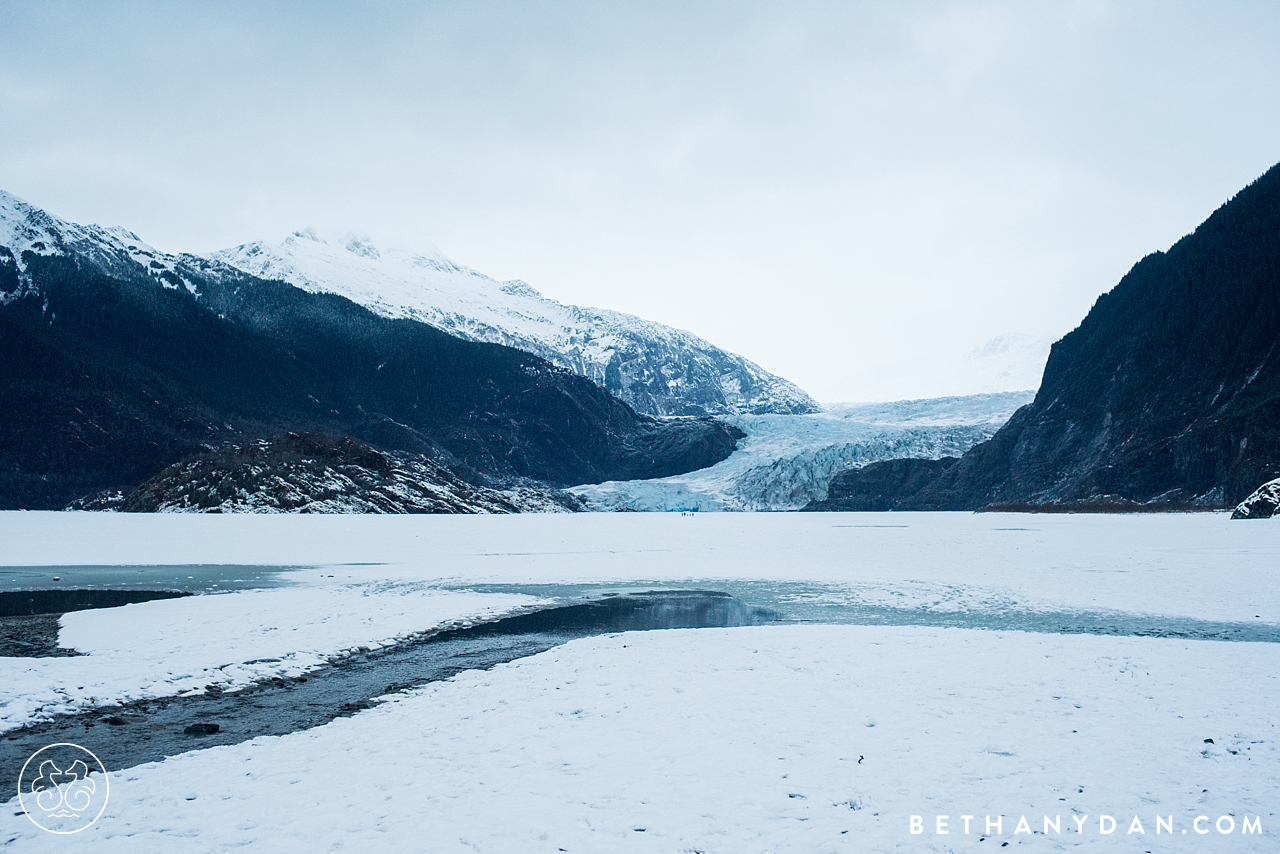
[2,1,1278,401]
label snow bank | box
[0,584,540,731]
[3,625,1274,852]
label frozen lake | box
[1,509,1275,623]
[1,510,1276,851]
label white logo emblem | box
[18,743,110,834]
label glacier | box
[212,230,819,418]
[570,391,1034,511]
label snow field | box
[2,624,1276,852]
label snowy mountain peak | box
[213,232,819,417]
[104,225,144,244]
[0,190,71,269]
[499,280,543,299]
[0,191,198,302]
[0,190,163,263]
[343,235,380,260]
[281,227,452,269]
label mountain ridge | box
[212,230,819,418]
[810,161,1280,511]
[0,190,740,510]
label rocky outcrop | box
[1232,478,1280,519]
[806,457,960,512]
[810,162,1280,512]
[118,433,580,513]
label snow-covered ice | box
[0,510,1276,624]
[2,625,1275,852]
[1,511,1277,851]
[0,583,541,732]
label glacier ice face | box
[212,232,819,418]
[570,392,1035,511]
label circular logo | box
[17,743,110,834]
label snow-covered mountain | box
[570,391,1033,511]
[212,231,819,418]
[0,190,197,299]
[1,190,743,509]
[3,191,815,420]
